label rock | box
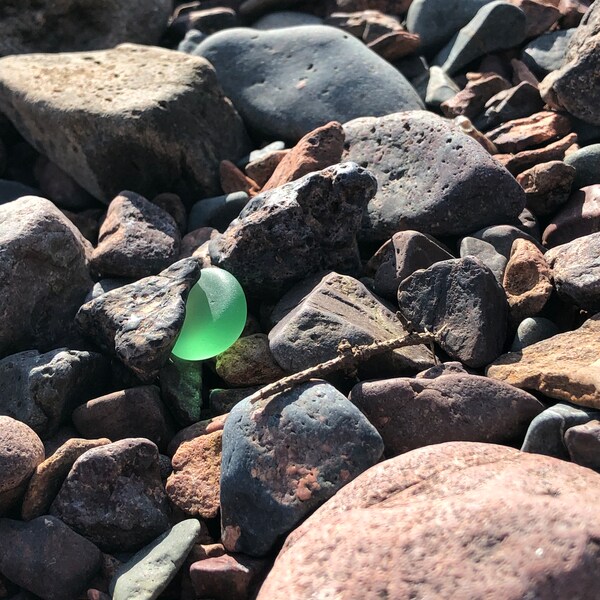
[565,420,600,471]
[159,357,203,427]
[0,416,44,515]
[459,237,507,283]
[416,361,470,378]
[190,554,267,600]
[511,316,560,351]
[210,387,262,415]
[258,442,600,600]
[507,0,561,38]
[433,2,527,76]
[72,386,174,452]
[188,192,249,233]
[486,111,572,154]
[503,238,552,321]
[0,516,102,600]
[546,232,600,310]
[36,158,98,211]
[0,179,40,205]
[471,224,543,258]
[368,231,453,300]
[487,313,600,409]
[180,8,240,34]
[0,0,171,55]
[209,163,375,297]
[215,334,286,386]
[253,10,322,28]
[269,272,434,375]
[180,227,219,259]
[262,121,344,191]
[151,193,187,235]
[245,150,289,187]
[192,25,423,142]
[220,380,383,556]
[397,257,509,368]
[517,160,576,216]
[0,348,110,438]
[521,402,600,458]
[51,438,171,552]
[220,159,260,196]
[522,29,576,76]
[0,196,92,356]
[564,143,600,188]
[0,45,250,204]
[21,437,110,521]
[540,2,600,125]
[421,67,460,108]
[343,111,525,241]
[350,374,543,456]
[543,185,600,247]
[76,258,201,382]
[110,519,202,600]
[165,430,222,519]
[167,414,227,457]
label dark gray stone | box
[522,29,576,77]
[0,516,102,600]
[564,143,600,189]
[459,237,507,283]
[511,317,560,351]
[192,25,423,142]
[416,361,470,379]
[0,179,40,205]
[252,11,322,29]
[0,349,110,439]
[76,258,201,382]
[187,192,249,233]
[471,224,544,259]
[210,386,262,415]
[343,111,525,241]
[350,374,543,456]
[269,272,434,376]
[220,380,384,556]
[209,162,376,297]
[160,357,203,427]
[521,402,600,459]
[51,438,171,553]
[397,257,509,368]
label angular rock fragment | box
[517,160,575,216]
[565,420,600,471]
[522,29,576,76]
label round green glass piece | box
[171,267,247,361]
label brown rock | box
[367,30,421,60]
[487,313,600,408]
[262,121,345,192]
[517,160,576,216]
[258,442,600,600]
[166,430,222,519]
[325,9,404,41]
[503,238,552,321]
[327,0,413,15]
[506,0,561,37]
[151,192,187,234]
[62,208,102,244]
[0,416,44,515]
[180,227,219,259]
[21,437,110,521]
[510,58,539,87]
[559,0,591,28]
[245,150,289,187]
[189,543,226,562]
[168,414,228,456]
[565,420,600,470]
[220,160,260,196]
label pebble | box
[563,143,600,188]
[188,191,249,233]
[159,357,204,427]
[511,316,560,351]
[522,29,576,76]
[471,224,544,257]
[565,420,600,471]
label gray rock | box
[350,374,543,455]
[343,111,525,241]
[0,196,92,356]
[188,192,249,232]
[160,357,203,427]
[511,317,560,351]
[0,0,171,56]
[424,66,460,108]
[565,420,600,472]
[397,257,509,368]
[522,29,576,77]
[220,380,384,556]
[0,179,40,205]
[0,44,250,204]
[522,402,600,459]
[51,438,171,552]
[76,258,201,382]
[471,224,544,258]
[209,162,375,297]
[564,143,600,189]
[210,386,262,415]
[110,519,202,600]
[434,2,527,76]
[460,237,507,283]
[252,11,323,29]
[0,349,110,438]
[269,271,434,376]
[177,29,208,53]
[192,25,423,142]
[86,278,131,302]
[0,516,101,600]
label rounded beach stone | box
[564,143,600,188]
[565,420,600,471]
[511,316,559,351]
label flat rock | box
[0,0,171,56]
[192,25,423,142]
[350,374,543,456]
[0,416,44,515]
[220,380,383,556]
[507,0,561,38]
[0,45,250,203]
[565,420,600,471]
[21,437,110,521]
[397,257,509,368]
[51,438,171,552]
[91,191,181,278]
[487,313,600,408]
[441,72,511,119]
[0,516,102,600]
[269,272,434,375]
[343,111,525,241]
[245,150,289,187]
[459,236,507,283]
[511,316,559,351]
[76,258,201,381]
[209,163,375,297]
[522,29,576,76]
[110,519,202,600]
[0,196,92,356]
[564,143,600,188]
[159,357,203,427]
[258,442,600,600]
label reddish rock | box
[151,192,187,234]
[367,30,420,60]
[258,442,600,600]
[220,160,260,196]
[179,227,219,258]
[517,160,576,216]
[565,420,600,471]
[506,0,561,37]
[510,58,539,87]
[168,413,228,456]
[262,121,344,192]
[245,150,289,187]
